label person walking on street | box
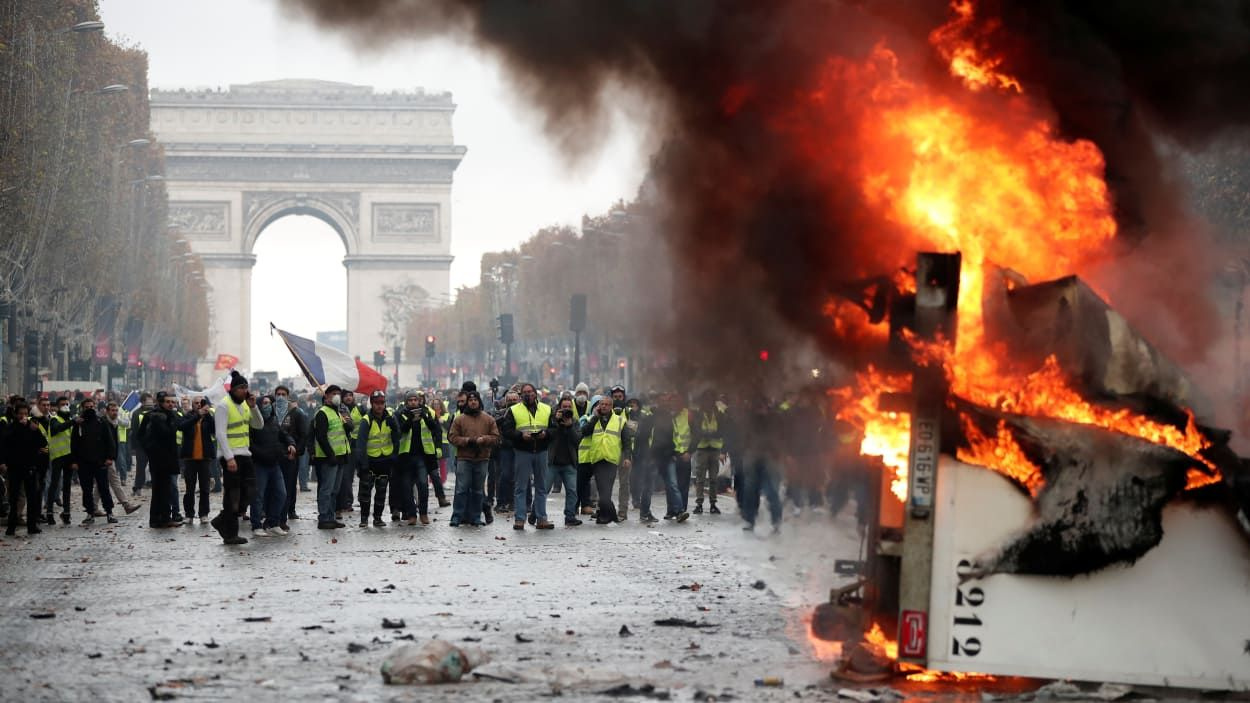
[312,385,350,530]
[447,391,499,527]
[335,391,363,516]
[69,397,117,525]
[578,395,634,524]
[129,393,154,495]
[274,385,307,525]
[103,402,141,516]
[210,372,264,544]
[142,392,184,530]
[47,397,74,525]
[690,390,728,515]
[547,396,582,526]
[249,394,296,537]
[354,390,400,527]
[501,382,555,530]
[3,401,46,536]
[740,396,783,533]
[177,398,215,525]
[650,393,691,523]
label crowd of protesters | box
[0,372,873,544]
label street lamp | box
[126,138,150,148]
[62,20,105,34]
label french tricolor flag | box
[272,324,388,396]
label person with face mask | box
[577,395,635,524]
[335,391,363,517]
[129,392,154,496]
[690,390,729,515]
[248,394,296,536]
[491,389,520,517]
[177,397,216,524]
[311,385,350,529]
[69,398,118,525]
[273,385,307,527]
[394,390,444,525]
[447,390,500,527]
[3,402,46,536]
[143,392,184,530]
[46,396,75,525]
[210,372,264,544]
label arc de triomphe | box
[150,79,465,383]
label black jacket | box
[70,413,116,465]
[279,403,309,455]
[177,411,217,460]
[396,405,443,457]
[142,409,182,468]
[547,413,582,466]
[250,413,294,466]
[2,418,48,470]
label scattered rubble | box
[380,640,488,685]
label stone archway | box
[152,79,465,382]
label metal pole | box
[573,331,581,386]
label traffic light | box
[498,313,514,344]
[425,335,436,358]
[758,349,770,362]
[373,350,386,366]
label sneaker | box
[513,520,525,530]
[448,521,461,527]
[276,524,290,533]
[223,536,248,545]
[252,527,270,537]
[200,517,210,525]
[81,516,95,525]
[662,514,675,520]
[373,517,385,527]
[106,516,119,524]
[267,527,289,537]
[437,498,450,508]
[317,522,337,530]
[693,504,703,515]
[123,503,141,515]
[333,521,346,528]
[483,505,494,525]
[288,513,301,520]
[359,518,368,528]
[640,514,658,523]
[709,505,721,515]
[742,522,755,531]
[60,513,70,525]
[28,526,42,535]
[676,511,690,523]
[536,520,555,530]
[619,512,628,521]
[391,512,400,522]
[564,518,583,527]
[92,509,106,517]
[44,513,54,525]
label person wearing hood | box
[447,390,500,527]
[273,385,307,525]
[577,395,634,524]
[210,372,264,544]
[354,390,401,527]
[177,397,216,524]
[311,385,351,530]
[572,383,591,420]
[141,392,183,529]
[69,397,118,525]
[249,394,296,537]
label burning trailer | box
[814,252,1250,691]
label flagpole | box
[272,322,326,393]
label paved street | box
[0,483,870,702]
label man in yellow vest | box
[395,390,444,525]
[690,389,728,515]
[210,372,263,544]
[501,382,556,530]
[312,384,351,529]
[353,390,400,527]
[47,396,75,525]
[646,392,691,523]
[577,395,634,524]
[336,391,364,516]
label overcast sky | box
[97,0,649,375]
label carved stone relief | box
[168,202,229,239]
[373,203,439,241]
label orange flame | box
[816,1,1218,499]
[957,416,1045,496]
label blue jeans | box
[115,441,130,483]
[513,450,548,521]
[741,457,782,526]
[660,458,686,516]
[546,464,578,521]
[451,459,488,526]
[314,461,340,524]
[251,461,287,529]
[297,451,310,491]
[169,469,182,520]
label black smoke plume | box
[284,0,1250,384]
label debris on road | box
[754,676,783,686]
[619,625,634,637]
[515,633,533,643]
[751,580,767,590]
[598,683,671,699]
[381,640,488,685]
[836,687,902,701]
[677,583,702,591]
[347,642,368,653]
[242,616,271,622]
[381,618,406,629]
[29,612,55,619]
[654,618,716,629]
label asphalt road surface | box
[0,481,876,702]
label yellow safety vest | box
[365,412,395,458]
[346,405,363,441]
[49,415,72,460]
[696,412,723,450]
[579,412,626,465]
[510,402,551,438]
[175,410,184,447]
[673,410,691,454]
[118,422,128,443]
[224,400,252,449]
[397,405,438,456]
[315,405,349,458]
